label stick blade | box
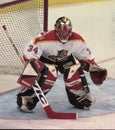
[44,105,78,120]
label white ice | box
[0,0,115,129]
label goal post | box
[0,0,48,75]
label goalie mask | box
[55,16,72,43]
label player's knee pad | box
[17,63,57,112]
[64,64,83,91]
[40,63,57,93]
[18,59,57,93]
[17,87,38,112]
[64,64,95,109]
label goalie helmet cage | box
[0,0,48,75]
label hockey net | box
[0,0,48,75]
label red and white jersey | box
[23,30,94,62]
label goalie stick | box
[2,25,25,65]
[2,25,78,119]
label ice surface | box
[0,76,115,129]
[0,76,115,119]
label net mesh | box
[0,0,48,75]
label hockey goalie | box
[17,16,107,113]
